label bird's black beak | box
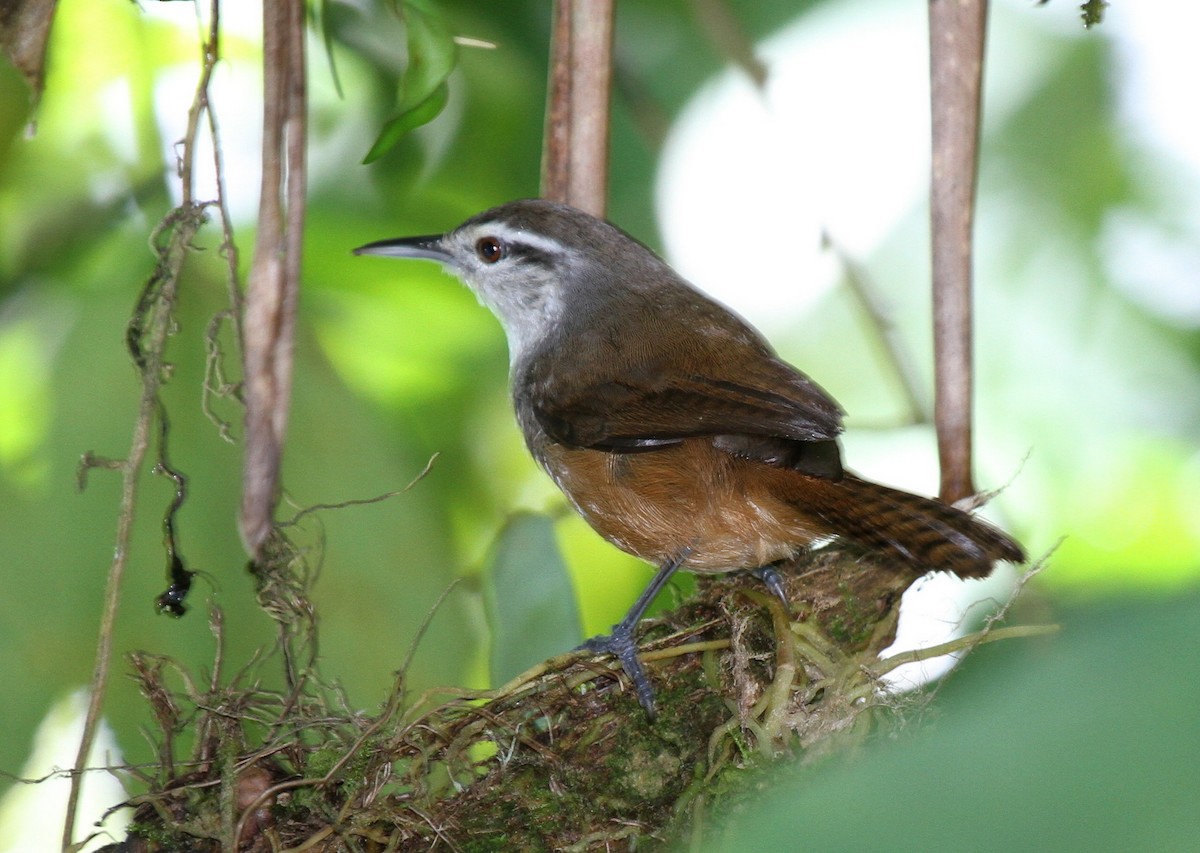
[352,235,451,263]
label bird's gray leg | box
[580,553,685,718]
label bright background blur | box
[1,0,1197,849]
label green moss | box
[823,581,875,648]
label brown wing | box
[529,352,846,478]
[533,360,840,444]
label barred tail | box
[803,474,1025,577]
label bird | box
[355,198,1025,715]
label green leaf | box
[362,0,457,162]
[398,0,457,112]
[709,593,1200,851]
[483,513,582,688]
[362,82,449,164]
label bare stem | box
[929,0,988,502]
[541,0,614,216]
[240,0,307,556]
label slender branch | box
[929,0,987,502]
[200,0,246,441]
[63,279,154,852]
[870,623,1059,679]
[541,0,614,216]
[824,231,931,425]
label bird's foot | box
[752,564,790,609]
[580,624,657,717]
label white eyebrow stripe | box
[511,230,566,255]
[471,223,565,256]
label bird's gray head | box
[354,199,670,362]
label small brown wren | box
[355,199,1024,714]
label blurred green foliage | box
[482,512,580,687]
[709,591,1200,851]
[1,0,1198,845]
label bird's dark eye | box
[476,236,504,264]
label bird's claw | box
[579,626,657,718]
[752,564,790,609]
